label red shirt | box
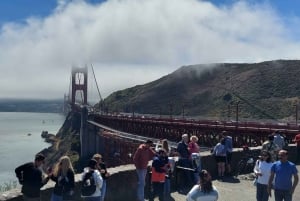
[133,144,156,169]
[294,133,300,146]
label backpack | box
[81,171,96,196]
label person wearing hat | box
[92,154,110,201]
[133,140,156,201]
[15,153,50,201]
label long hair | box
[162,139,170,154]
[261,150,272,163]
[53,156,74,177]
[199,170,213,193]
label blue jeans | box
[136,169,147,201]
[256,183,269,201]
[51,193,63,201]
[274,189,292,201]
[150,182,164,201]
[192,155,201,184]
[164,178,170,196]
[99,180,107,201]
[84,196,101,201]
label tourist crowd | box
[14,130,299,201]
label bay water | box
[0,112,65,186]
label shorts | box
[215,156,226,163]
[226,152,232,163]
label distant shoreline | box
[0,99,64,113]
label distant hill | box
[0,99,64,113]
[102,60,300,121]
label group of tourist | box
[15,153,110,201]
[132,130,299,201]
[253,148,298,201]
[15,129,300,201]
[132,134,204,201]
[252,131,299,201]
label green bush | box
[0,180,17,192]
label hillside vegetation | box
[102,60,300,121]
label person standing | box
[186,169,219,201]
[149,149,168,201]
[93,154,110,201]
[262,135,280,162]
[293,133,300,163]
[212,138,227,180]
[133,140,156,201]
[268,150,299,201]
[81,159,103,201]
[49,156,75,201]
[177,133,192,192]
[219,131,233,175]
[15,153,50,201]
[273,131,286,150]
[253,151,273,201]
[188,135,201,184]
[158,139,172,200]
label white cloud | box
[0,0,300,100]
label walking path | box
[147,165,300,201]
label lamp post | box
[169,102,173,119]
[227,103,231,121]
[236,101,240,125]
[296,103,298,126]
[131,104,134,118]
[182,103,185,119]
[158,106,162,118]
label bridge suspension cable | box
[91,64,103,102]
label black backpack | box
[81,170,96,196]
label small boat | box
[27,133,32,136]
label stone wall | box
[1,145,297,201]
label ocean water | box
[0,112,65,186]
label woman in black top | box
[50,156,75,201]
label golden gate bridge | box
[62,66,300,166]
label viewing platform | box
[1,146,299,201]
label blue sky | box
[1,0,299,24]
[0,0,104,25]
[1,0,300,100]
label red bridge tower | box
[71,66,88,106]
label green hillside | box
[102,60,300,121]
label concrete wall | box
[1,145,297,201]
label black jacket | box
[50,169,75,196]
[15,162,48,198]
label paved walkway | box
[148,165,300,201]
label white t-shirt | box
[186,185,219,201]
[253,160,273,185]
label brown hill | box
[102,60,300,122]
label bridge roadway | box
[91,114,300,148]
[146,165,300,201]
[88,120,210,151]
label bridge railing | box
[90,113,300,148]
